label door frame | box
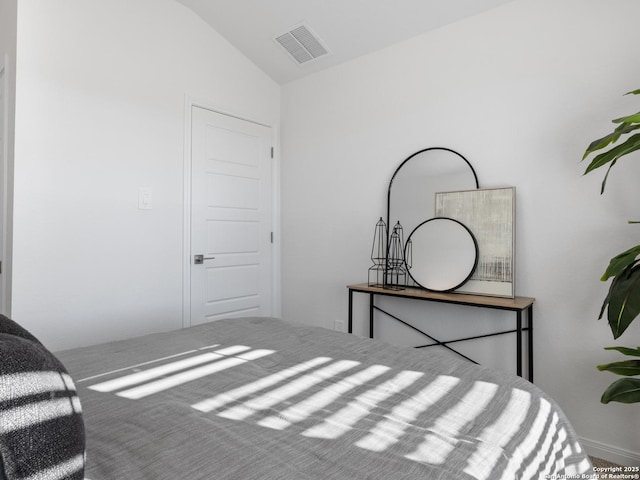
[0,54,10,315]
[182,96,281,328]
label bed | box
[54,316,592,480]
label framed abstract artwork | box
[435,187,515,298]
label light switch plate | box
[138,187,153,210]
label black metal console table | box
[347,283,535,382]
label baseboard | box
[580,436,640,467]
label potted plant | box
[582,88,640,404]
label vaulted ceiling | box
[175,0,516,84]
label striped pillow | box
[0,316,85,480]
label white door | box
[190,106,272,326]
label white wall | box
[12,0,280,350]
[281,0,640,465]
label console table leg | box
[348,289,353,334]
[528,305,534,383]
[369,293,374,339]
[516,311,522,378]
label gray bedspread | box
[57,317,593,480]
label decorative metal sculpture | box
[385,221,407,289]
[368,217,387,287]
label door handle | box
[194,254,216,264]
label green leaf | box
[583,133,640,176]
[612,112,640,124]
[583,88,640,160]
[583,125,625,159]
[597,359,640,376]
[600,263,640,339]
[599,159,617,194]
[582,123,640,160]
[601,245,640,280]
[603,345,640,357]
[601,377,640,404]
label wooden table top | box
[347,283,535,310]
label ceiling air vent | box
[274,23,329,65]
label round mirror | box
[405,217,478,292]
[387,148,478,242]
